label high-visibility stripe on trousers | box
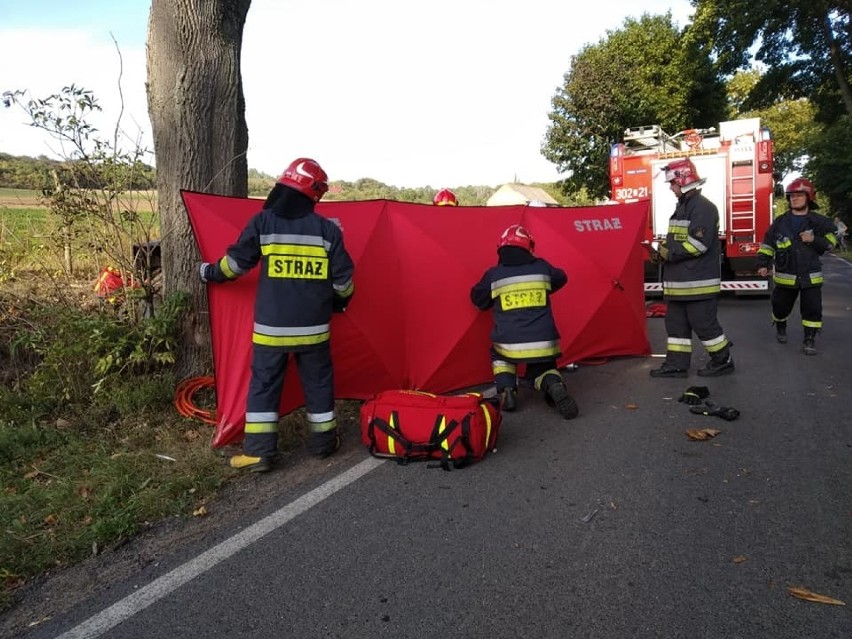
[243,342,335,458]
[663,298,730,370]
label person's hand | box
[757,267,769,277]
[800,229,814,243]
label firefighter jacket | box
[756,210,837,289]
[661,190,721,301]
[205,188,355,351]
[470,248,567,362]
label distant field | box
[0,188,158,213]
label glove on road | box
[689,401,740,421]
[678,386,710,406]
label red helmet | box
[662,158,705,191]
[498,224,535,253]
[433,188,458,206]
[277,158,329,202]
[785,177,819,209]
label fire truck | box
[609,117,776,294]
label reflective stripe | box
[437,416,450,452]
[334,279,354,295]
[702,334,729,352]
[246,412,279,422]
[219,255,243,278]
[773,272,797,286]
[492,359,517,375]
[810,271,824,284]
[664,284,721,296]
[494,340,561,360]
[253,331,330,347]
[245,422,278,434]
[490,273,551,298]
[255,322,330,336]
[307,411,335,423]
[387,412,396,455]
[309,417,337,433]
[667,337,692,353]
[253,322,331,347]
[481,405,492,449]
[260,233,330,251]
[261,243,327,258]
[803,319,822,328]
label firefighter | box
[470,224,579,419]
[199,158,355,472]
[650,158,734,378]
[433,188,458,206]
[756,178,837,355]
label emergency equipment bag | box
[360,390,501,469]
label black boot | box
[697,352,735,377]
[774,321,787,344]
[500,387,518,412]
[544,378,579,420]
[803,327,818,355]
[649,363,688,378]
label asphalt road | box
[20,256,852,639]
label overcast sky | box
[0,0,695,188]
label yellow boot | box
[229,455,271,473]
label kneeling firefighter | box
[470,224,578,419]
[200,158,355,472]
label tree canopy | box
[542,13,726,200]
[690,0,852,121]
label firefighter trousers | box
[771,286,822,329]
[243,342,335,459]
[663,297,731,370]
[491,351,562,394]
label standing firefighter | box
[200,158,355,472]
[470,224,579,419]
[433,188,458,206]
[649,158,734,378]
[756,178,837,355]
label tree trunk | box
[146,0,251,376]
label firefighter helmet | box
[433,188,458,206]
[785,177,819,209]
[277,158,329,202]
[662,158,706,192]
[499,224,535,253]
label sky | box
[0,0,696,188]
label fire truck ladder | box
[729,158,757,240]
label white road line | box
[54,457,385,639]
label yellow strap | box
[387,412,396,455]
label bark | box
[146,0,251,376]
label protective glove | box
[678,386,710,406]
[689,401,740,421]
[199,262,212,283]
[657,244,669,261]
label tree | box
[690,1,852,121]
[542,13,726,200]
[808,115,852,220]
[726,69,819,178]
[147,0,251,374]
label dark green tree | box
[807,115,852,219]
[690,1,852,121]
[726,69,819,178]
[543,13,726,200]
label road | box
[15,255,852,639]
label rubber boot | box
[697,350,735,377]
[308,428,340,458]
[803,327,817,355]
[774,321,787,344]
[229,455,272,473]
[544,378,579,420]
[499,387,517,412]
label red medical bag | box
[360,390,501,469]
